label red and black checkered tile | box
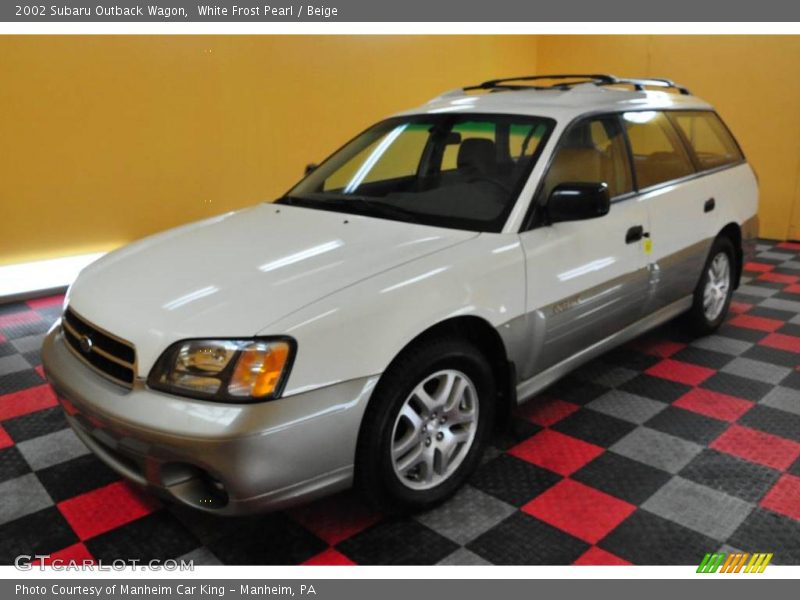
[1,239,799,566]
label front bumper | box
[42,324,377,515]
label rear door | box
[518,114,650,378]
[622,110,708,313]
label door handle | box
[704,197,716,213]
[626,225,644,244]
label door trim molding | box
[515,295,693,404]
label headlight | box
[147,338,295,402]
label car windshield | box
[279,113,554,232]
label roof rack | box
[614,77,691,95]
[463,74,691,95]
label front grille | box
[62,308,137,388]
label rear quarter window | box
[670,111,744,171]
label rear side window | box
[623,111,695,189]
[670,111,744,171]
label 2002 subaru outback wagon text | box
[43,74,758,514]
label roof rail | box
[463,74,691,95]
[464,74,617,91]
[612,77,691,95]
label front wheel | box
[355,337,495,513]
[685,236,736,335]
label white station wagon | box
[43,74,758,514]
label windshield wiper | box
[345,197,422,224]
[278,194,421,224]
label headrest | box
[457,138,496,174]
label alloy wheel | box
[703,252,731,322]
[390,369,479,490]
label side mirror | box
[547,182,610,224]
[305,163,319,176]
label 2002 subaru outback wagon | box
[43,74,758,514]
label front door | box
[518,114,650,379]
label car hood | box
[67,204,476,372]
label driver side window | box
[540,116,633,201]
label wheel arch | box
[372,315,516,429]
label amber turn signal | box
[228,342,291,398]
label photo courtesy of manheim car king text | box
[0,1,799,597]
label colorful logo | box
[697,552,773,573]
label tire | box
[685,236,736,336]
[355,336,496,513]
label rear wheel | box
[355,337,495,512]
[685,236,736,335]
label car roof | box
[396,76,713,122]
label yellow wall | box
[3,35,800,267]
[536,35,800,241]
[0,35,538,265]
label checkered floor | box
[1,240,799,566]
